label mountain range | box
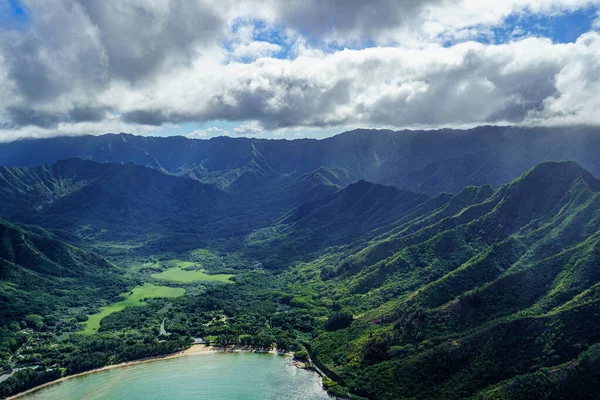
[2,126,600,195]
[305,161,600,398]
[1,127,600,399]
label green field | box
[152,267,234,283]
[82,283,185,334]
[131,259,198,273]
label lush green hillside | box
[1,127,600,195]
[245,180,433,265]
[0,218,125,328]
[2,158,600,399]
[294,162,600,399]
[0,218,194,398]
[0,218,131,373]
[0,158,345,253]
[174,161,600,399]
[0,158,226,243]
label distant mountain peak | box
[509,161,600,195]
[1,126,600,195]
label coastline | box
[7,344,293,399]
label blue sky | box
[5,0,26,18]
[490,7,599,44]
[0,0,599,141]
[0,0,28,27]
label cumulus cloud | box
[234,121,265,135]
[0,0,599,139]
[226,21,285,61]
[423,0,600,42]
[187,127,230,138]
[528,33,600,126]
[0,116,161,143]
[77,0,226,81]
[0,1,107,110]
[593,10,600,28]
[255,0,600,44]
[102,35,599,130]
[266,0,440,43]
[231,41,282,60]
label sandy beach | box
[7,344,291,399]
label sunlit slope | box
[292,162,600,399]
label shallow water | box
[19,353,331,400]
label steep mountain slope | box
[245,181,433,265]
[0,218,126,351]
[0,159,230,247]
[0,159,348,252]
[2,155,600,399]
[1,126,600,195]
[285,162,600,399]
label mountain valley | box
[1,128,600,399]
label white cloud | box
[593,10,600,29]
[527,33,600,126]
[1,0,600,140]
[232,41,282,60]
[120,34,593,130]
[0,117,160,143]
[226,20,286,61]
[242,0,600,45]
[423,0,600,42]
[187,127,230,138]
[234,121,264,135]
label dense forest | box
[1,128,600,399]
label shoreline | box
[7,344,293,399]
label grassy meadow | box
[82,283,185,334]
[151,267,234,283]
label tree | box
[325,312,353,331]
[25,314,43,330]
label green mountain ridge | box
[0,158,348,251]
[0,217,126,341]
[0,159,228,245]
[296,162,600,399]
[245,180,431,264]
[1,156,600,399]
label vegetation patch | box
[82,283,185,334]
[130,259,197,273]
[151,263,234,283]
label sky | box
[0,0,599,141]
